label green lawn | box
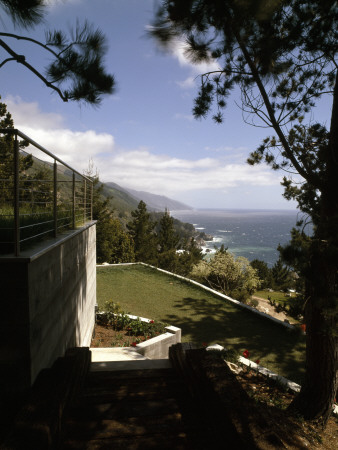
[255,289,297,304]
[97,264,306,384]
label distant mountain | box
[100,182,139,215]
[105,182,192,212]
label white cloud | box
[98,149,279,197]
[5,96,64,129]
[22,127,115,168]
[4,96,114,170]
[169,40,220,89]
[171,41,219,73]
[5,97,281,201]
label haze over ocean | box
[172,209,303,267]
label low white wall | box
[96,311,182,359]
[136,325,181,359]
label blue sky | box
[0,0,332,209]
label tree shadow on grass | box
[164,296,306,384]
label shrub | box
[249,298,259,308]
[97,299,167,338]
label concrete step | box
[60,367,213,449]
[90,347,148,362]
[90,358,171,372]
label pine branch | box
[232,27,319,187]
[0,38,68,101]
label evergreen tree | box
[158,209,180,253]
[151,0,338,422]
[271,257,291,291]
[0,1,115,104]
[250,259,272,290]
[0,96,33,206]
[85,163,134,264]
[127,201,158,264]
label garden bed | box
[90,302,181,359]
[91,323,160,348]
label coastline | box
[171,208,300,266]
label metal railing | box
[0,129,93,256]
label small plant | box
[93,339,102,347]
[115,312,132,330]
[249,298,259,308]
[225,348,240,363]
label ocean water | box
[172,209,301,266]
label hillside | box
[99,181,198,240]
[20,150,198,240]
[105,182,192,212]
[100,182,139,216]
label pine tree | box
[250,259,272,290]
[0,1,115,104]
[151,0,338,423]
[158,209,180,253]
[271,258,291,291]
[127,201,158,264]
[84,163,134,264]
[0,96,33,206]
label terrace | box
[0,130,96,417]
[0,128,93,256]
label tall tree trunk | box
[289,75,338,424]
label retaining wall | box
[0,223,97,396]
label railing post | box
[72,172,75,229]
[83,178,86,225]
[13,133,20,256]
[90,181,93,221]
[53,160,57,237]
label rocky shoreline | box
[195,231,214,248]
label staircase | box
[60,365,214,449]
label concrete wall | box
[0,223,96,395]
[136,326,182,359]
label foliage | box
[158,208,180,253]
[150,0,338,422]
[156,208,203,275]
[270,257,292,291]
[250,259,272,289]
[127,200,158,264]
[0,97,67,253]
[249,298,259,309]
[0,97,33,206]
[98,299,167,338]
[0,1,114,104]
[85,163,135,264]
[191,248,260,302]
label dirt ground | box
[252,295,297,323]
[91,324,149,348]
